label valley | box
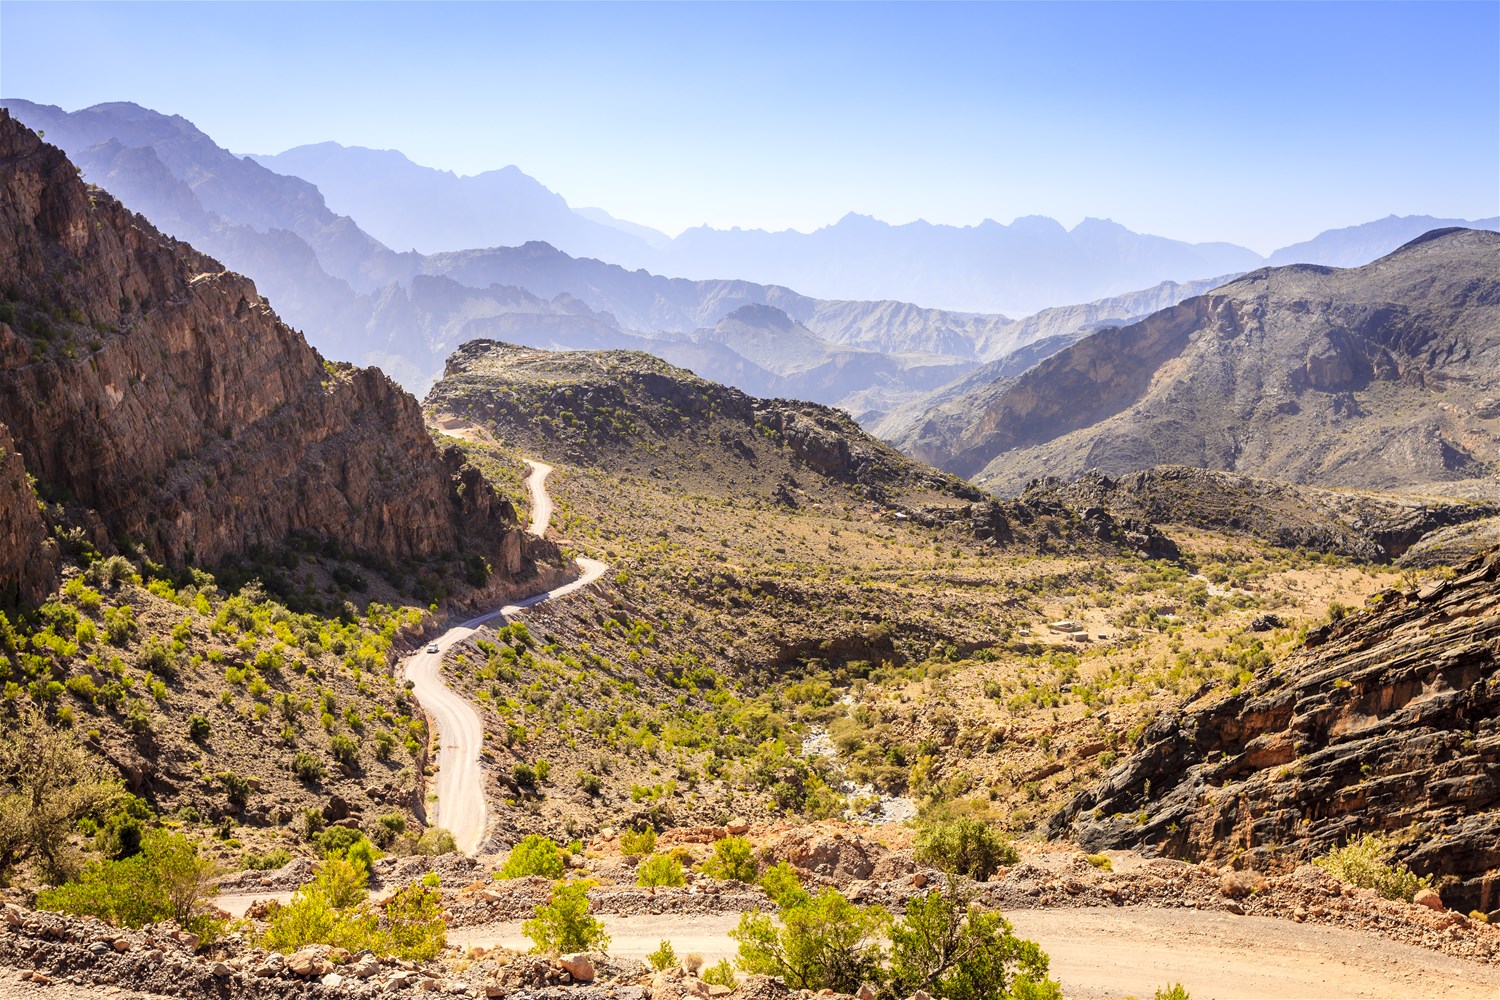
[0,74,1497,1000]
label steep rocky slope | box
[1050,547,1500,913]
[1023,467,1500,563]
[0,109,537,591]
[896,229,1500,494]
[0,424,56,605]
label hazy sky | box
[2,1,1495,253]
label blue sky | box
[2,1,1495,252]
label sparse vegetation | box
[1313,835,1432,902]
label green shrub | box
[372,812,407,848]
[699,835,757,883]
[415,828,456,856]
[346,837,381,876]
[330,735,359,768]
[1313,834,1432,902]
[243,848,293,871]
[1084,853,1112,871]
[647,939,677,971]
[381,883,446,961]
[731,886,887,993]
[620,826,656,859]
[39,830,219,941]
[1155,986,1190,1000]
[522,879,609,955]
[187,715,211,742]
[500,834,566,879]
[260,855,446,958]
[758,861,809,910]
[293,752,325,783]
[702,958,737,988]
[913,817,1017,882]
[637,853,686,887]
[317,826,365,857]
[216,771,251,809]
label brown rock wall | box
[1051,548,1500,912]
[0,109,532,588]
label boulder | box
[557,953,595,983]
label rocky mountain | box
[896,229,1500,495]
[1268,214,1500,268]
[1051,546,1500,914]
[425,339,976,506]
[872,273,1239,442]
[250,142,659,262]
[0,109,543,595]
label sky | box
[1,1,1496,254]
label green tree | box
[500,834,566,879]
[0,711,119,881]
[699,835,757,883]
[522,879,610,955]
[731,887,888,993]
[637,853,686,887]
[889,882,1060,1000]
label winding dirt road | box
[404,460,606,854]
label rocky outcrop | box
[1050,547,1500,913]
[1024,466,1500,563]
[427,340,980,505]
[0,110,536,592]
[0,423,56,604]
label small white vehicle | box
[426,643,440,654]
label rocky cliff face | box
[0,110,535,593]
[1050,547,1500,913]
[0,423,56,605]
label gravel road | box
[449,906,1500,1000]
[404,460,607,854]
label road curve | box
[404,459,606,854]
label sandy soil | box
[449,906,1500,1000]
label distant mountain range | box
[5,98,1493,438]
[888,229,1500,496]
[0,99,1234,417]
[253,138,1495,315]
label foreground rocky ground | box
[3,822,1497,999]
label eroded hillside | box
[893,229,1500,496]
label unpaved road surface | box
[404,460,606,854]
[450,906,1500,1000]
